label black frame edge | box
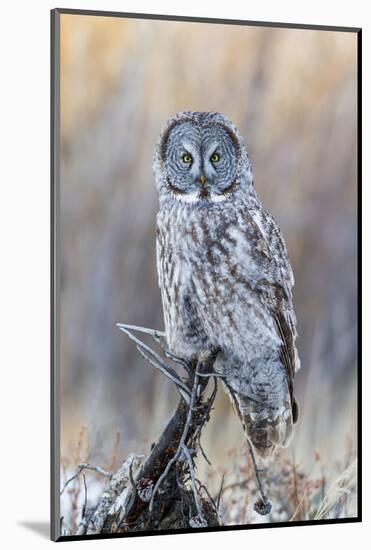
[51,7,61,543]
[54,7,361,33]
[356,27,362,523]
[56,517,361,542]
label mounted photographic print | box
[51,8,361,541]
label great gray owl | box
[153,111,300,458]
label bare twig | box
[181,444,205,523]
[116,323,165,343]
[246,438,272,515]
[82,474,87,519]
[216,474,225,510]
[191,377,217,467]
[218,478,249,495]
[61,463,112,496]
[163,347,192,374]
[117,324,191,404]
[196,480,219,513]
[198,372,226,378]
[198,437,212,466]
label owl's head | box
[153,111,255,205]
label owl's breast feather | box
[157,201,288,359]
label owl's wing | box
[215,206,300,456]
[247,206,300,416]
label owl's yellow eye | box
[182,153,193,163]
[210,153,220,162]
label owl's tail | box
[223,365,299,459]
[239,397,293,458]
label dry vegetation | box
[60,427,357,535]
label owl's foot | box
[197,347,221,363]
[196,347,222,377]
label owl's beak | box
[199,174,206,185]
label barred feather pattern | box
[154,112,300,457]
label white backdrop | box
[0,0,368,548]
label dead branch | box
[68,324,269,535]
[117,324,191,404]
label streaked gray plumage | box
[153,111,300,457]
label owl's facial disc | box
[163,121,239,203]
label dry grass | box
[60,428,357,535]
[60,426,122,535]
[213,437,357,525]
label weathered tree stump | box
[63,326,221,534]
[61,324,270,535]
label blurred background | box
[59,14,358,519]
